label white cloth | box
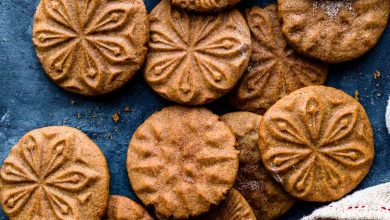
[302,182,390,220]
[386,97,390,135]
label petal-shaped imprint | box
[320,105,358,146]
[195,36,242,58]
[75,0,100,29]
[87,36,129,63]
[145,53,186,82]
[176,60,197,103]
[85,3,135,34]
[269,116,311,146]
[317,154,342,191]
[1,161,37,183]
[43,0,77,32]
[43,186,77,219]
[47,166,99,192]
[265,147,312,173]
[2,185,37,215]
[21,135,41,178]
[169,9,191,46]
[302,97,324,141]
[288,155,316,198]
[246,6,275,50]
[194,54,231,90]
[42,139,66,178]
[237,60,276,99]
[191,17,219,46]
[33,27,76,49]
[320,141,370,168]
[48,40,78,82]
[79,45,104,91]
[289,59,327,88]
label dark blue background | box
[0,0,389,219]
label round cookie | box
[230,5,327,114]
[107,195,153,220]
[144,0,252,105]
[172,0,240,13]
[198,189,256,220]
[259,86,374,202]
[33,0,149,95]
[278,0,390,63]
[127,106,239,219]
[221,112,295,220]
[0,126,110,219]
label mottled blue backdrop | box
[0,0,389,219]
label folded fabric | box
[302,182,390,220]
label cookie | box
[230,5,327,114]
[259,86,374,202]
[172,0,240,13]
[221,112,295,220]
[198,189,256,220]
[278,0,390,63]
[144,0,251,105]
[33,0,149,95]
[0,126,110,219]
[127,106,239,219]
[107,195,153,220]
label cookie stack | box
[0,0,388,219]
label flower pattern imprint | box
[0,131,99,219]
[260,87,374,202]
[231,5,327,114]
[145,0,251,105]
[33,0,148,95]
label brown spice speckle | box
[112,112,120,123]
[124,106,131,113]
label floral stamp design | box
[144,0,251,105]
[230,5,327,114]
[0,127,109,219]
[259,86,374,202]
[32,0,149,95]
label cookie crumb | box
[112,112,120,123]
[354,90,359,100]
[76,113,82,119]
[374,70,381,79]
[124,106,131,112]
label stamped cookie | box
[278,0,390,63]
[144,0,251,105]
[221,112,295,219]
[127,106,239,219]
[230,5,327,114]
[259,86,374,202]
[198,189,256,220]
[172,0,240,13]
[107,195,153,220]
[0,126,109,219]
[33,0,149,95]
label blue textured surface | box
[0,0,389,219]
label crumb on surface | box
[354,90,359,100]
[124,106,131,112]
[76,113,82,119]
[374,70,381,79]
[112,112,120,123]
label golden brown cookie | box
[172,0,240,13]
[107,195,153,220]
[230,5,327,114]
[0,126,110,219]
[197,189,256,220]
[221,112,295,220]
[127,106,239,219]
[278,0,390,63]
[33,0,149,95]
[144,0,251,105]
[259,86,374,202]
